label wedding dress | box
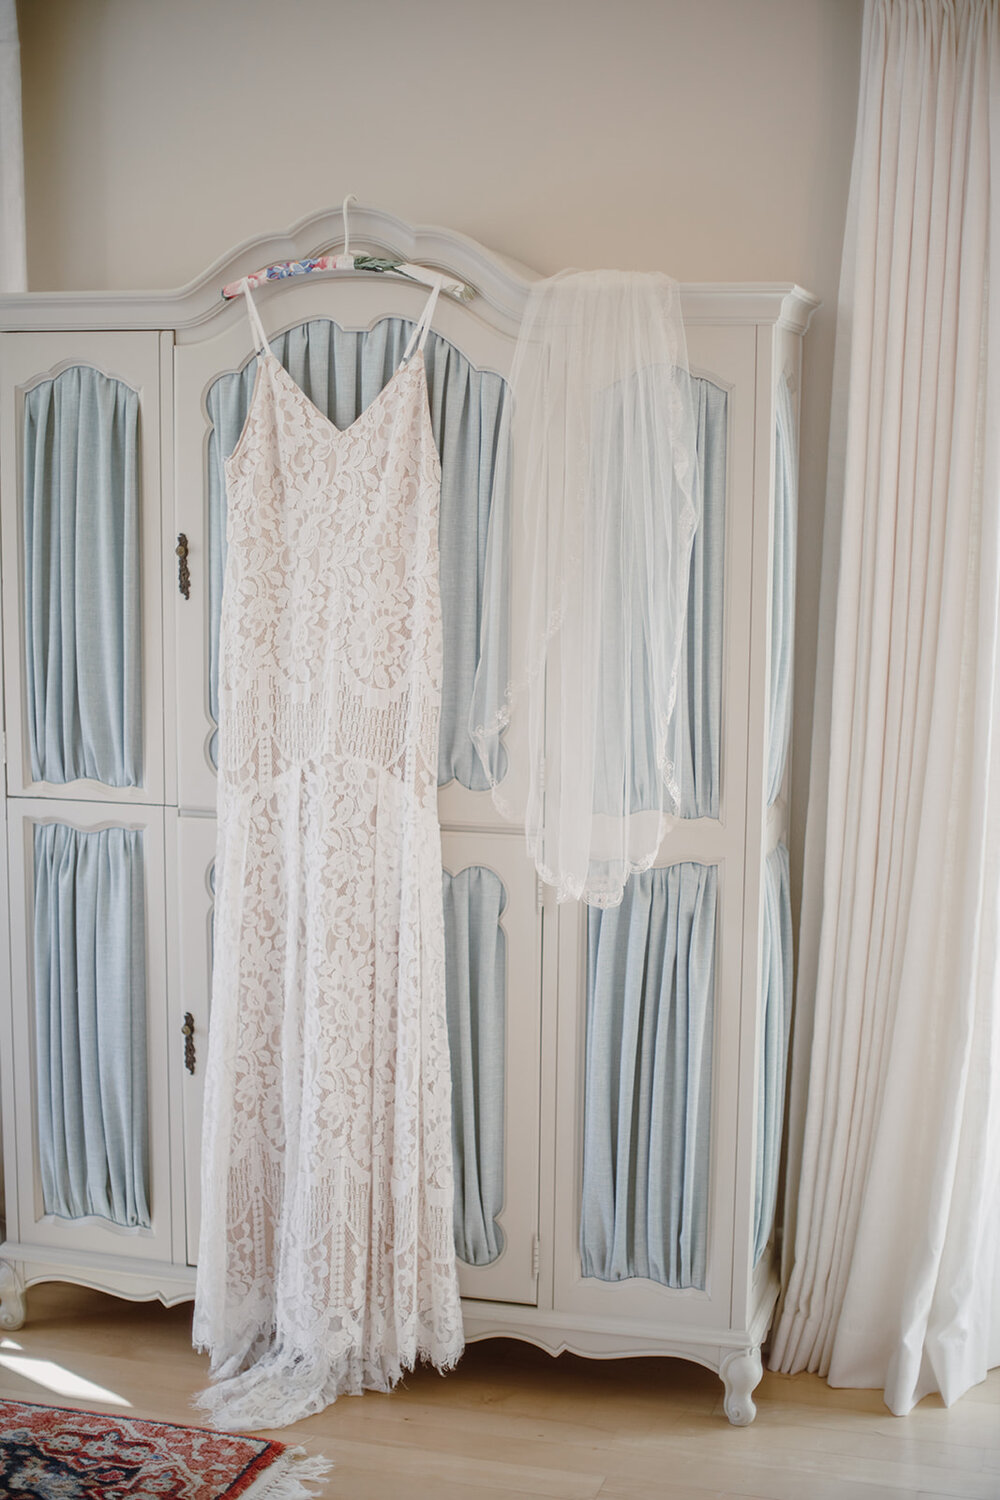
[193,276,464,1430]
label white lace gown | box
[193,282,464,1431]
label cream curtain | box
[0,0,25,293]
[773,0,1000,1414]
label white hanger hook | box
[342,193,358,259]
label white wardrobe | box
[0,206,816,1423]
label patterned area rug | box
[0,1399,332,1498]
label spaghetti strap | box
[399,276,442,368]
[240,278,271,356]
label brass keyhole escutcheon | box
[176,534,191,600]
[182,1012,196,1074]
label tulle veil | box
[470,269,700,907]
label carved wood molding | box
[0,203,818,335]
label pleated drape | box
[673,376,727,820]
[442,867,506,1266]
[207,317,508,790]
[581,862,717,1289]
[478,370,726,825]
[774,0,1000,1413]
[33,822,149,1227]
[561,372,727,821]
[766,377,797,807]
[528,375,726,1281]
[754,844,793,1266]
[23,367,142,786]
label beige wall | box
[18,0,863,906]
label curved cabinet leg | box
[0,1262,26,1331]
[720,1346,762,1426]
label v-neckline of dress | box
[264,347,422,440]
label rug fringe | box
[241,1447,334,1498]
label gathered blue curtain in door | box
[23,366,142,786]
[754,842,793,1265]
[766,376,797,806]
[206,318,508,789]
[587,373,727,823]
[442,866,506,1265]
[582,861,717,1289]
[33,822,149,1228]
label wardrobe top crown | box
[0,203,819,338]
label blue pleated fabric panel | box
[581,862,717,1289]
[442,867,507,1265]
[201,853,510,1264]
[23,367,142,786]
[675,377,727,819]
[766,376,797,806]
[203,328,729,1281]
[754,842,793,1265]
[206,317,508,789]
[33,822,149,1228]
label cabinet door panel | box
[176,816,541,1305]
[442,829,541,1307]
[4,800,171,1262]
[0,333,164,803]
[580,861,717,1293]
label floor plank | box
[0,1283,996,1499]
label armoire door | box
[441,830,541,1306]
[173,816,542,1305]
[4,799,172,1264]
[0,331,167,805]
[172,275,540,1304]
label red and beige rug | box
[0,1399,332,1498]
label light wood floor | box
[0,1283,997,1499]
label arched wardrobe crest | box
[0,204,817,1424]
